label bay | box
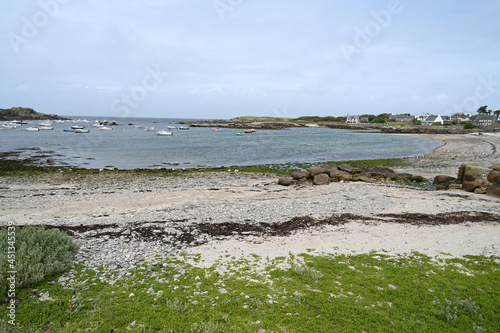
[0,116,443,169]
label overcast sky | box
[1,0,499,119]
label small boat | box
[92,123,103,127]
[178,126,190,130]
[63,129,74,132]
[71,125,85,130]
[235,132,244,136]
[74,129,90,133]
[1,123,19,129]
[145,126,156,131]
[167,126,178,130]
[244,130,254,133]
[157,129,173,136]
[14,120,28,124]
[99,126,114,131]
[38,125,54,130]
[25,126,39,131]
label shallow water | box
[0,117,443,169]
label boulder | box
[464,169,488,182]
[291,171,310,180]
[487,170,500,184]
[486,183,500,199]
[310,166,328,177]
[371,167,397,179]
[433,175,457,184]
[278,177,298,186]
[329,169,353,181]
[394,173,413,180]
[461,180,480,192]
[410,175,428,182]
[457,163,488,183]
[313,174,330,185]
[337,164,357,174]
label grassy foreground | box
[1,252,498,332]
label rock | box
[291,171,310,180]
[410,175,428,182]
[433,175,456,184]
[354,175,377,183]
[457,163,488,182]
[448,184,462,190]
[435,184,448,190]
[464,169,488,182]
[395,173,413,180]
[278,177,298,186]
[329,169,352,180]
[337,164,357,174]
[462,180,480,192]
[486,183,500,198]
[371,167,397,179]
[313,174,330,185]
[487,170,500,184]
[310,166,328,177]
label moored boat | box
[74,129,90,133]
[99,126,113,131]
[156,129,173,136]
[25,126,39,131]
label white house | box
[421,114,443,125]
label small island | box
[0,107,69,121]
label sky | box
[1,0,499,119]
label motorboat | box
[178,126,190,130]
[25,126,39,131]
[38,124,54,130]
[99,126,113,131]
[71,125,85,130]
[63,129,74,132]
[1,123,19,129]
[74,129,90,133]
[145,126,156,131]
[156,129,173,136]
[167,126,178,130]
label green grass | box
[1,252,498,332]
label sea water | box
[0,117,443,169]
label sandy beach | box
[1,132,499,269]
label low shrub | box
[0,225,79,296]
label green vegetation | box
[1,252,498,332]
[463,122,476,130]
[0,226,79,296]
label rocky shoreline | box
[0,107,69,121]
[1,132,499,276]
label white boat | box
[99,126,113,131]
[38,124,53,130]
[178,126,190,130]
[70,125,85,130]
[1,123,19,129]
[167,126,178,130]
[156,129,173,136]
[92,123,103,127]
[25,126,39,131]
[145,126,156,131]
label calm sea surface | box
[0,117,443,169]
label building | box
[421,114,443,126]
[471,114,496,127]
[345,115,360,124]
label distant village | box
[345,106,500,130]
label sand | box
[1,132,499,265]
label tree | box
[477,105,491,115]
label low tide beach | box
[1,132,499,271]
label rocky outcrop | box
[278,164,428,187]
[0,107,68,121]
[458,163,500,198]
